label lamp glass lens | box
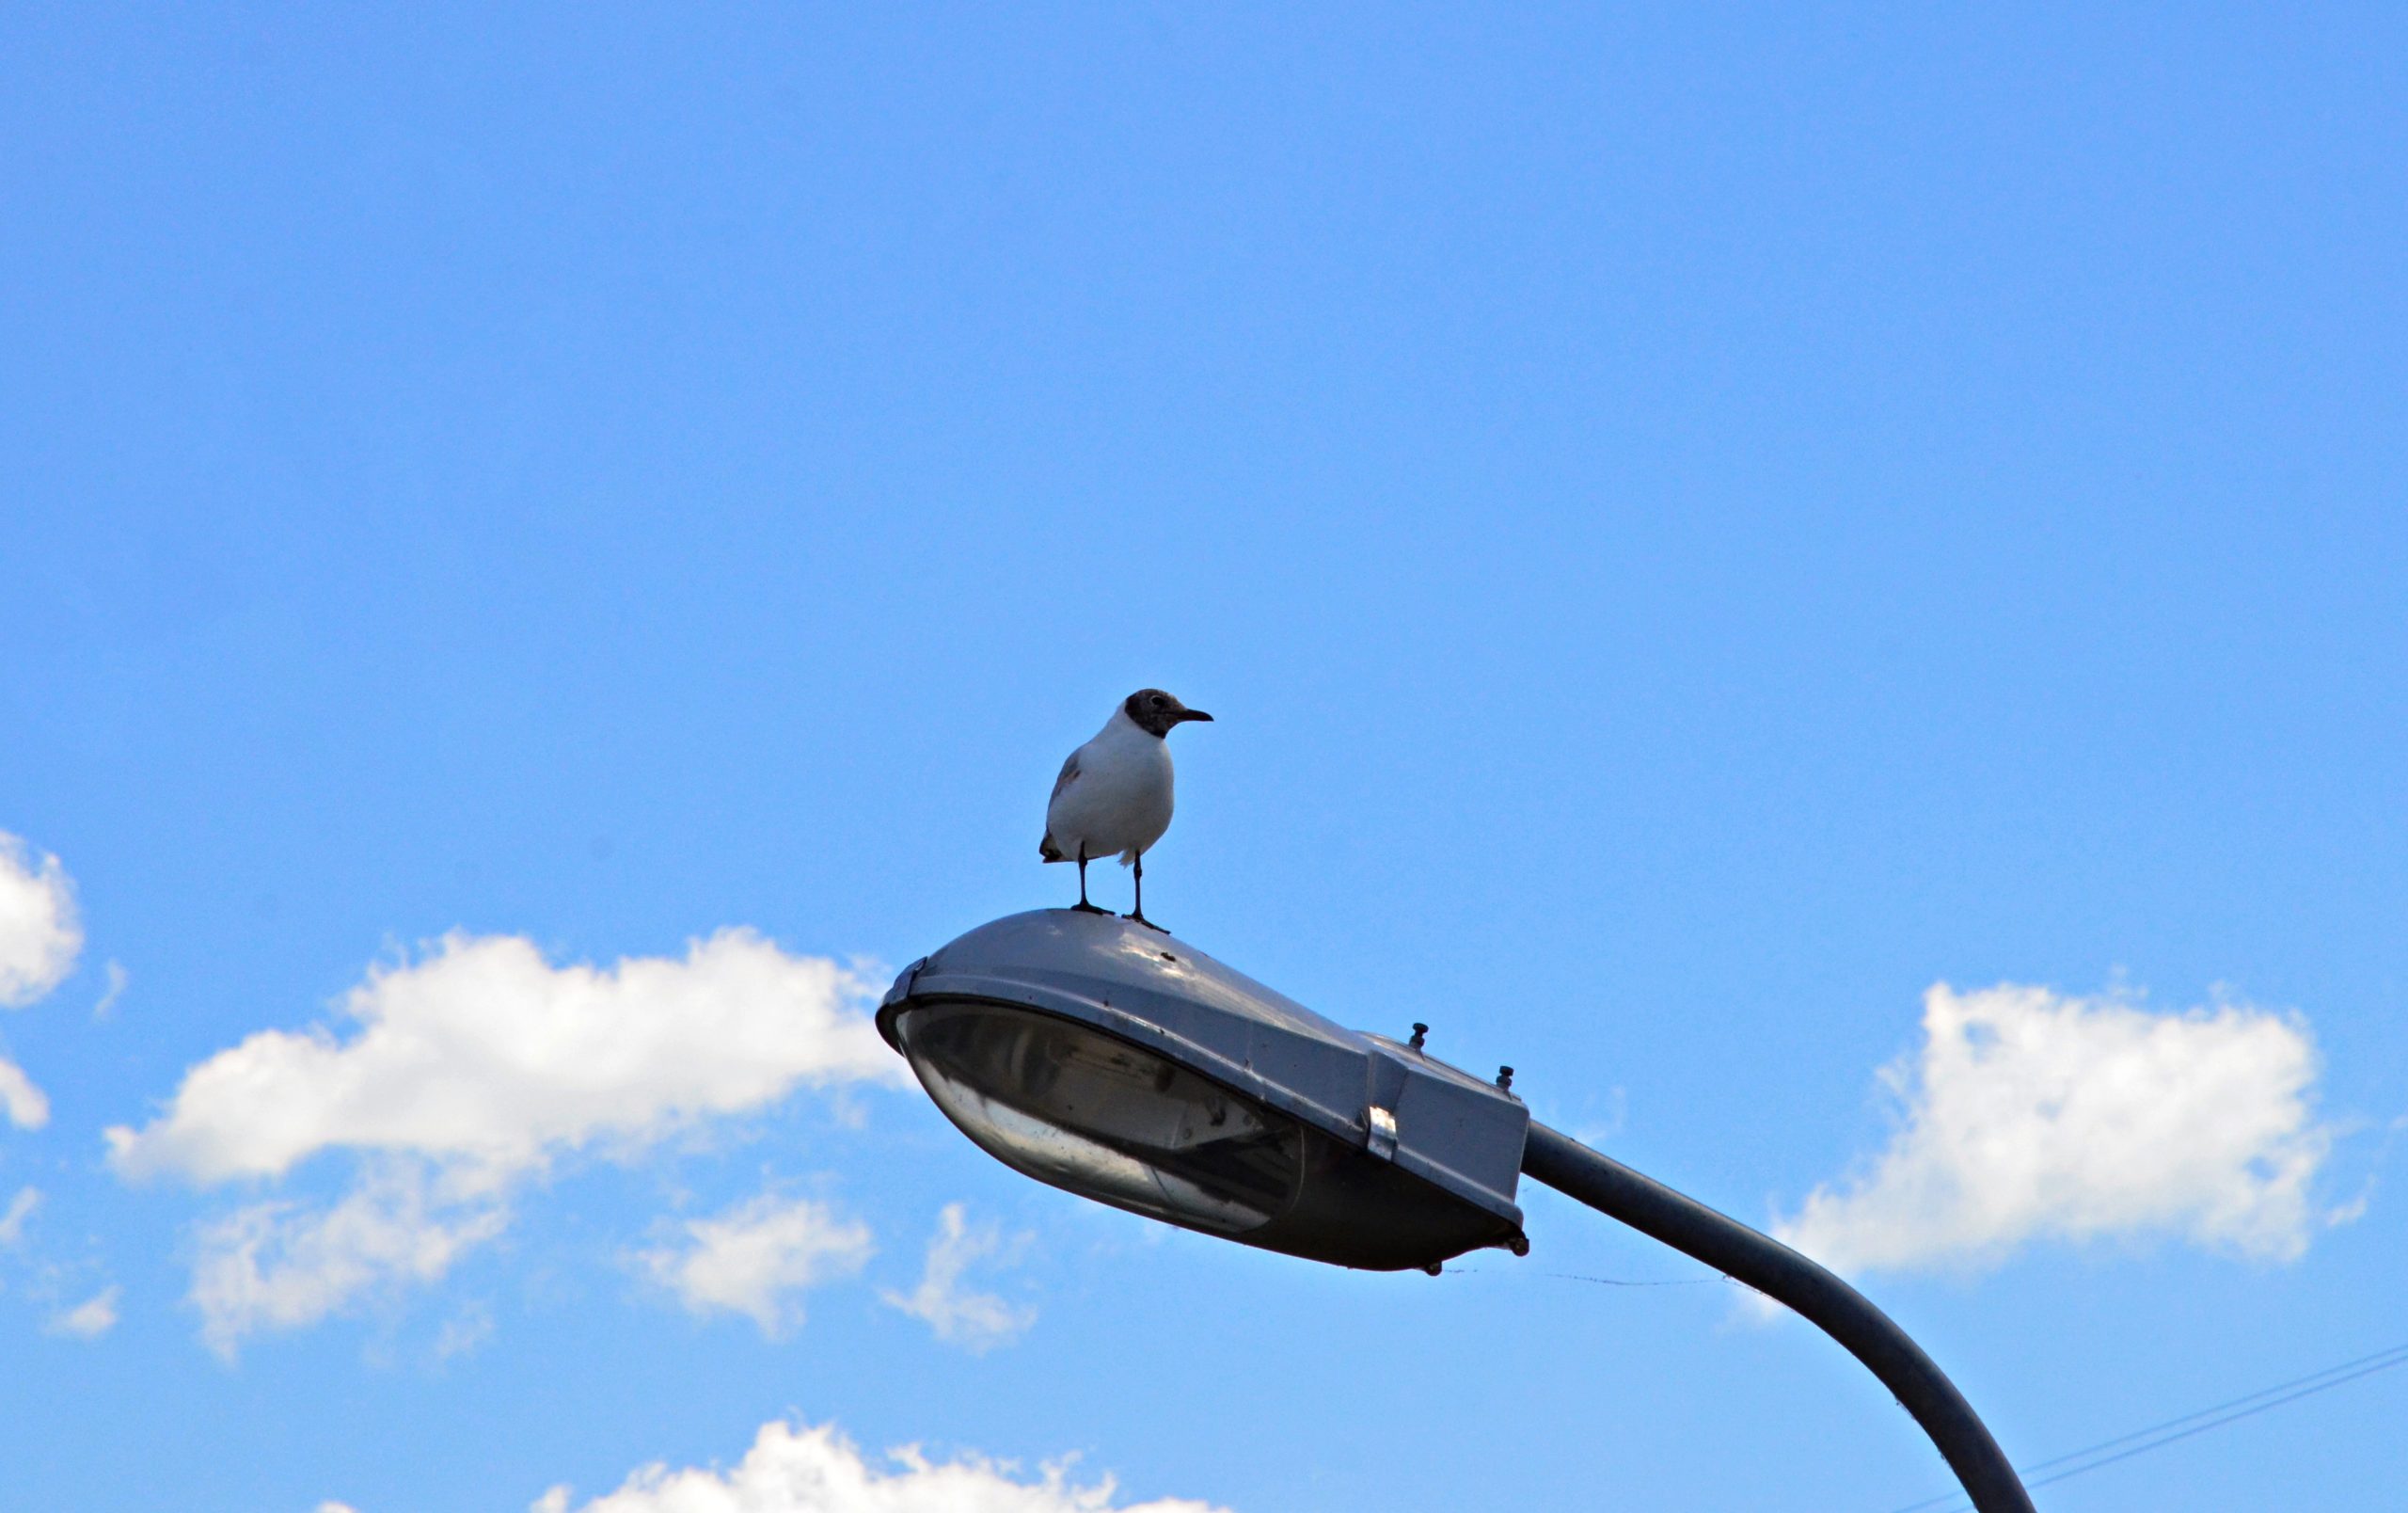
[897,1002,1303,1234]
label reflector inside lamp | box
[895,1000,1303,1234]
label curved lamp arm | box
[1520,1122,2035,1513]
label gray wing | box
[1039,751,1083,860]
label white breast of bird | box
[1049,709,1177,866]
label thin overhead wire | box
[1433,1266,1719,1287]
[1883,1340,2408,1513]
[1536,1270,1719,1288]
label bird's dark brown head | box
[1123,688,1213,738]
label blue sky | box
[3,6,2403,1510]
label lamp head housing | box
[878,910,1529,1271]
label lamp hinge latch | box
[1364,1105,1399,1160]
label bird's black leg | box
[1125,852,1164,932]
[1070,844,1109,915]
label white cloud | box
[639,1192,875,1337]
[111,928,903,1188]
[47,1283,120,1339]
[531,1417,1231,1513]
[0,1053,50,1129]
[0,833,82,1007]
[1775,982,2336,1275]
[0,1185,38,1247]
[106,929,905,1356]
[190,1162,509,1360]
[882,1203,1035,1353]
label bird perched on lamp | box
[1040,689,1212,931]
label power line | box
[1536,1270,1718,1288]
[1884,1340,2408,1513]
[1434,1266,1718,1287]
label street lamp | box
[879,909,2035,1513]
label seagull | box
[1040,689,1212,931]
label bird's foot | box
[1123,911,1167,933]
[1069,901,1112,916]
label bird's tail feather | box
[1039,834,1065,863]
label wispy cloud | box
[434,1301,495,1362]
[189,1162,508,1361]
[47,1284,120,1340]
[1776,982,2337,1276]
[637,1191,874,1338]
[92,961,128,1020]
[881,1202,1035,1353]
[0,833,82,1008]
[0,1186,38,1247]
[529,1416,1231,1513]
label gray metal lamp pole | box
[1520,1123,2035,1513]
[879,910,2034,1513]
